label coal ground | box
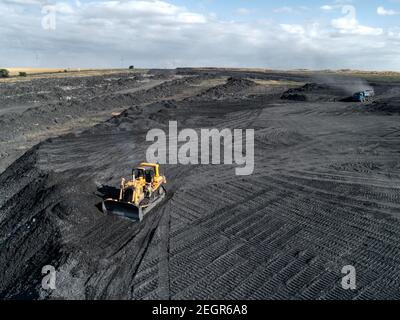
[1,69,400,299]
[0,71,224,173]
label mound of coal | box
[0,75,201,153]
[191,77,257,100]
[226,77,256,89]
[0,73,144,108]
[365,96,400,114]
[281,83,347,102]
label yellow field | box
[251,79,304,86]
[6,68,73,76]
[0,68,147,83]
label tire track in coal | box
[167,166,400,299]
[270,174,400,217]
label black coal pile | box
[281,83,348,102]
[191,77,257,101]
[364,96,400,114]
[0,73,143,108]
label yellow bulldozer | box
[102,163,167,221]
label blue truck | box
[353,89,375,102]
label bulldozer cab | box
[133,167,155,183]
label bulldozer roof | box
[136,166,153,171]
[136,162,159,171]
[140,162,159,167]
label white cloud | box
[176,12,207,24]
[55,2,75,14]
[236,8,253,15]
[273,6,293,13]
[331,5,383,35]
[274,5,310,14]
[280,24,305,35]
[321,5,334,11]
[4,0,43,4]
[377,6,399,16]
[0,0,399,70]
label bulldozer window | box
[134,169,145,179]
[145,169,154,183]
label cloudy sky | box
[1,0,400,70]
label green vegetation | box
[19,72,27,77]
[0,69,10,78]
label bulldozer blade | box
[102,200,141,221]
[102,187,166,221]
